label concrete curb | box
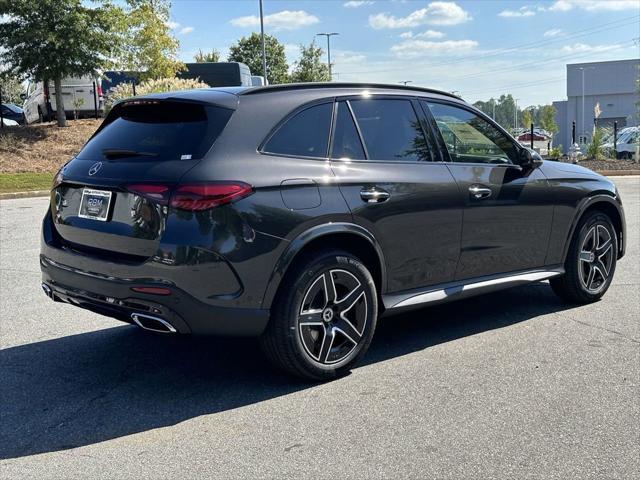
[1,171,638,201]
[0,190,50,200]
[595,170,640,177]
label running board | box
[383,267,564,310]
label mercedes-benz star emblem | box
[88,162,103,176]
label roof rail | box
[238,82,461,99]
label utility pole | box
[514,98,520,130]
[492,99,496,120]
[317,32,339,81]
[259,0,267,83]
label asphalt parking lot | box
[1,177,638,479]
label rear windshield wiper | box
[101,149,159,159]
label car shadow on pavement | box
[0,282,575,460]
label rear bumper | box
[41,255,269,336]
[40,211,270,336]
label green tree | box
[194,49,221,63]
[473,94,522,131]
[521,108,533,129]
[0,74,26,104]
[228,33,289,84]
[0,0,124,126]
[539,104,558,134]
[118,0,184,81]
[290,42,330,83]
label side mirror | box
[520,148,543,170]
[20,93,27,100]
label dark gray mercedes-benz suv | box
[40,83,626,379]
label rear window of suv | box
[77,100,233,161]
[262,102,333,158]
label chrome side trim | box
[388,269,564,309]
[131,313,177,333]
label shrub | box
[586,128,605,161]
[549,145,562,158]
[104,77,210,112]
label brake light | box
[170,183,253,211]
[126,184,171,205]
[96,84,103,97]
[125,182,253,211]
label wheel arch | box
[562,194,626,262]
[261,223,387,310]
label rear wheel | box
[550,211,617,304]
[260,249,377,380]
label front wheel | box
[260,249,378,381]
[550,211,617,304]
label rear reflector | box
[131,286,172,296]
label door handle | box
[469,185,492,199]
[360,187,390,203]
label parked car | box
[21,76,104,124]
[40,83,626,380]
[601,126,639,160]
[1,103,26,125]
[1,117,19,127]
[178,62,252,87]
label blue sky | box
[168,0,640,106]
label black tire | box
[260,249,378,381]
[550,211,617,304]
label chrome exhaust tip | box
[41,283,53,298]
[131,313,177,334]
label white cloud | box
[400,29,446,39]
[548,0,639,12]
[343,1,375,7]
[166,20,180,29]
[334,51,367,64]
[561,42,623,53]
[543,28,564,37]
[179,26,194,35]
[369,2,472,29]
[391,39,478,58]
[498,6,536,17]
[231,10,319,31]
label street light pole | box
[579,66,595,139]
[317,32,339,81]
[259,0,267,83]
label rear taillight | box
[96,84,103,97]
[170,183,253,211]
[125,182,253,211]
[127,184,171,205]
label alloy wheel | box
[578,224,614,294]
[298,269,368,365]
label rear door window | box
[349,98,432,162]
[331,101,366,160]
[77,100,233,161]
[263,102,333,158]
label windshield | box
[618,129,639,144]
[77,100,233,161]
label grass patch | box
[0,172,53,193]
